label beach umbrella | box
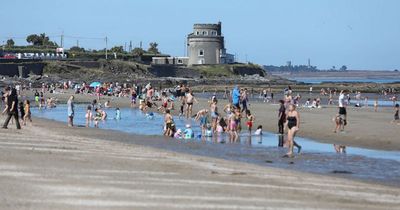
[89,82,101,87]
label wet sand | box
[24,89,400,151]
[1,115,400,209]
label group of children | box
[85,99,122,128]
[161,94,263,143]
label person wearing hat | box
[184,124,194,139]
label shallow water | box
[32,104,400,186]
[289,77,400,84]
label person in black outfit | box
[278,100,286,134]
[2,88,21,129]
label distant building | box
[152,56,188,65]
[187,22,234,65]
[152,22,234,66]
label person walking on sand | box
[23,100,32,126]
[2,88,21,130]
[392,103,399,125]
[283,104,301,158]
[67,95,75,127]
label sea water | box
[32,104,400,162]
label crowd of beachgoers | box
[1,80,399,158]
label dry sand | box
[0,115,400,209]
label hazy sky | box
[1,0,399,70]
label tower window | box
[202,31,208,36]
[196,31,200,35]
[198,49,204,56]
[211,31,217,36]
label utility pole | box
[105,36,108,60]
[60,31,64,56]
[183,37,186,57]
[60,31,64,48]
[129,41,132,52]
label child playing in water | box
[229,112,238,142]
[246,110,254,133]
[183,124,194,139]
[179,101,185,118]
[146,112,155,120]
[85,105,93,127]
[333,114,344,133]
[94,108,102,128]
[254,125,262,136]
[205,124,213,137]
[174,129,182,139]
[334,144,346,153]
[115,107,121,120]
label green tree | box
[132,47,145,56]
[69,46,85,52]
[6,39,15,47]
[26,33,58,47]
[147,42,160,54]
[110,46,124,53]
[26,34,41,45]
[340,65,347,71]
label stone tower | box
[187,22,226,65]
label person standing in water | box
[185,90,198,119]
[278,100,286,135]
[284,104,301,157]
[374,97,378,112]
[85,105,93,127]
[246,110,254,133]
[67,95,75,127]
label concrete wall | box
[0,62,44,78]
[149,65,200,78]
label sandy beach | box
[0,114,399,209]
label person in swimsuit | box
[374,97,378,112]
[85,105,93,127]
[284,104,301,157]
[23,100,32,126]
[210,98,219,132]
[246,109,254,133]
[229,112,238,142]
[164,109,176,137]
[67,95,74,127]
[185,90,198,119]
